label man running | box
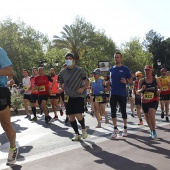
[0,47,18,165]
[21,69,31,119]
[110,51,132,139]
[34,67,54,123]
[49,68,63,120]
[158,68,170,122]
[58,53,89,141]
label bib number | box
[143,92,154,100]
[24,86,28,90]
[38,86,45,92]
[162,86,168,91]
[95,96,103,102]
[64,95,69,103]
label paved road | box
[0,103,170,170]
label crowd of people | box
[0,48,169,166]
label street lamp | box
[157,60,161,67]
[38,59,59,68]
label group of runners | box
[0,48,169,166]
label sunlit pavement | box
[0,103,170,170]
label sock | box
[114,126,118,130]
[124,126,127,129]
[31,107,37,117]
[9,147,16,151]
[70,120,79,134]
[140,118,142,122]
[78,117,85,129]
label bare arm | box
[0,66,13,76]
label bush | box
[11,93,23,109]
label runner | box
[21,69,31,119]
[110,51,132,139]
[29,67,41,121]
[128,72,135,117]
[91,69,109,128]
[0,47,18,165]
[137,65,161,139]
[158,68,170,122]
[133,71,143,125]
[49,68,63,120]
[34,67,54,123]
[58,52,89,141]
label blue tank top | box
[92,78,105,95]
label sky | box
[0,0,170,46]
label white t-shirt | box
[22,76,31,94]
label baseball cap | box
[144,65,153,70]
[93,69,100,74]
[65,53,75,59]
[135,71,143,77]
[160,68,167,72]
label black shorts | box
[23,94,31,101]
[65,97,84,115]
[142,101,158,113]
[135,95,141,106]
[160,94,170,101]
[93,95,106,104]
[38,95,49,104]
[30,94,39,103]
[49,93,60,99]
[0,87,11,111]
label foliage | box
[0,18,49,82]
[78,31,117,74]
[143,29,169,73]
[11,93,23,109]
[52,16,96,64]
[121,37,153,73]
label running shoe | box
[138,121,143,125]
[6,147,18,165]
[110,129,119,139]
[24,114,31,119]
[53,115,58,120]
[166,117,169,122]
[45,116,52,123]
[131,113,135,117]
[152,130,157,139]
[149,131,152,137]
[161,112,164,119]
[95,123,101,128]
[82,128,88,139]
[30,117,37,122]
[90,111,95,117]
[72,134,81,141]
[122,129,128,137]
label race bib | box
[105,91,109,94]
[50,93,56,96]
[162,86,168,91]
[32,87,37,92]
[38,86,45,92]
[24,86,28,90]
[95,96,103,102]
[64,95,69,103]
[143,92,154,100]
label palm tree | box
[52,16,95,64]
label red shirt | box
[35,75,53,96]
